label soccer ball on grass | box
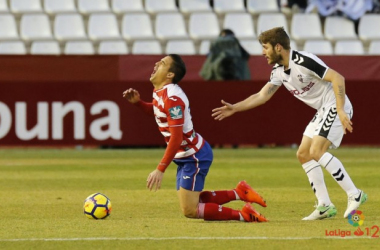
[83,193,112,219]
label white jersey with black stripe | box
[268,49,350,110]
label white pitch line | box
[0,236,376,242]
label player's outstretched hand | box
[123,88,140,104]
[212,100,235,121]
[337,109,353,134]
[147,169,164,192]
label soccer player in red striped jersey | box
[123,54,267,222]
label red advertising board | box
[0,80,378,146]
[0,55,379,146]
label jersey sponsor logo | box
[289,82,315,96]
[169,106,183,120]
[169,97,177,101]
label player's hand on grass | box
[212,100,235,121]
[123,88,140,104]
[337,109,353,134]
[147,169,164,192]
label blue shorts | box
[173,141,213,192]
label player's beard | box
[269,52,283,65]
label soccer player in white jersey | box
[123,54,268,222]
[212,27,367,220]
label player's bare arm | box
[212,83,280,121]
[324,68,353,134]
[122,88,140,104]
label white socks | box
[318,152,358,196]
[302,160,331,206]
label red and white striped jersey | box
[152,83,204,158]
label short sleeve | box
[268,68,282,86]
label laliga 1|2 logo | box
[325,210,379,238]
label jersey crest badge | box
[169,106,183,120]
[297,74,304,83]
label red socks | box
[197,203,241,221]
[197,191,241,221]
[199,190,237,205]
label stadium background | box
[0,0,379,147]
[1,55,380,147]
[0,1,379,248]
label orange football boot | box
[240,203,268,222]
[234,180,267,207]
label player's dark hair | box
[168,54,186,83]
[219,29,235,37]
[258,27,290,50]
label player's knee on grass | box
[180,204,198,218]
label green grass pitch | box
[0,148,379,249]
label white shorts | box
[303,100,353,149]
